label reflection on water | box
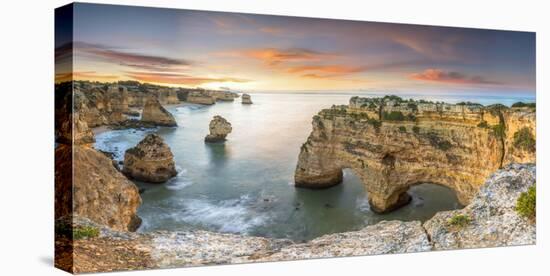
[92,92,530,241]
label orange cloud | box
[242,48,337,66]
[125,71,249,86]
[288,65,366,74]
[409,69,502,85]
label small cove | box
[93,92,532,241]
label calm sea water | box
[94,92,533,241]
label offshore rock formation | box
[186,91,216,105]
[242,93,253,104]
[123,134,177,183]
[424,163,536,249]
[205,115,232,142]
[141,97,177,127]
[295,96,536,212]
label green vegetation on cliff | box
[447,214,471,229]
[511,102,536,108]
[383,111,405,121]
[513,127,536,152]
[516,185,536,219]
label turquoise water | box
[94,92,532,241]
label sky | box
[55,3,535,96]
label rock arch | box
[294,102,535,213]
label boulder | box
[123,134,177,183]
[205,115,232,143]
[141,97,177,127]
[241,93,253,104]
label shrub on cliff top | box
[513,127,536,152]
[516,185,536,220]
[398,126,406,133]
[511,102,536,108]
[73,226,100,240]
[412,126,420,134]
[383,111,406,121]
[447,214,471,229]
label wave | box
[165,166,193,190]
[173,195,270,234]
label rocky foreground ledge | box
[57,163,535,273]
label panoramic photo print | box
[55,3,536,273]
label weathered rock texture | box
[186,91,216,105]
[141,97,177,127]
[295,96,536,212]
[260,221,430,261]
[423,163,536,249]
[207,90,239,102]
[242,93,253,104]
[205,115,232,142]
[123,134,177,183]
[55,144,142,232]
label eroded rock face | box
[141,97,177,127]
[55,145,142,232]
[242,93,253,104]
[205,115,232,142]
[207,90,239,102]
[295,97,536,212]
[123,134,177,183]
[424,163,536,249]
[186,91,216,105]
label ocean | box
[94,92,533,241]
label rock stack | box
[205,115,232,143]
[123,134,178,183]
[141,97,177,127]
[242,93,253,104]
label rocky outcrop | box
[60,217,428,273]
[204,115,232,142]
[186,91,216,105]
[295,96,536,212]
[260,221,430,261]
[141,97,177,127]
[123,134,177,183]
[55,144,142,232]
[242,93,253,104]
[424,163,536,249]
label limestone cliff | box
[186,91,216,105]
[141,97,177,127]
[295,96,535,212]
[56,144,142,232]
[123,134,178,183]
